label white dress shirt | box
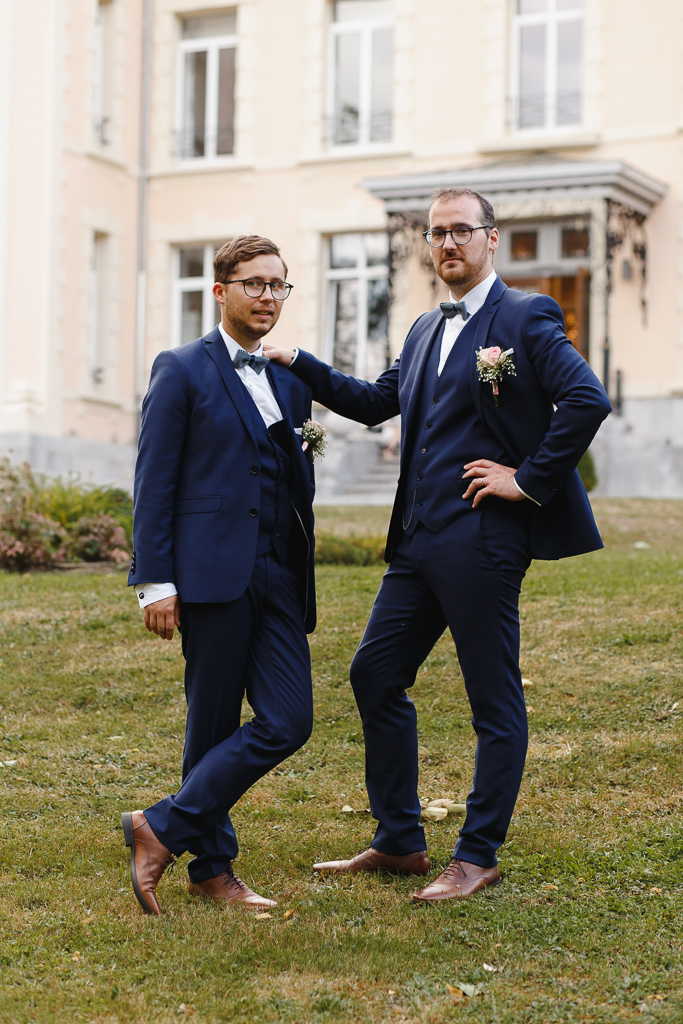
[435,270,537,504]
[134,325,285,609]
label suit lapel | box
[203,328,257,445]
[466,277,519,458]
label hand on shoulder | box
[263,344,296,367]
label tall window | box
[89,232,108,385]
[326,233,390,380]
[174,244,224,347]
[512,0,583,131]
[177,12,236,159]
[329,1,394,146]
[93,0,114,147]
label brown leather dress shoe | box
[411,858,501,903]
[122,810,176,916]
[313,847,431,876]
[188,867,277,909]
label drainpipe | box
[602,199,612,397]
[135,0,153,438]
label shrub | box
[578,449,598,492]
[34,476,133,542]
[315,533,385,566]
[65,514,130,564]
[0,461,66,569]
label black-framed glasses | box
[225,278,293,300]
[423,226,493,247]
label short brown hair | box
[213,235,288,282]
[429,186,497,231]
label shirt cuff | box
[135,582,178,608]
[289,347,299,365]
[513,476,541,506]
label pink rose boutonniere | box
[476,346,516,407]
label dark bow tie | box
[233,349,270,374]
[440,300,470,321]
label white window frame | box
[175,21,237,162]
[327,5,394,149]
[173,244,221,348]
[510,0,584,134]
[93,0,114,148]
[88,231,108,387]
[325,233,390,379]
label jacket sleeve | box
[288,350,401,426]
[514,295,612,505]
[128,350,190,586]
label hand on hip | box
[462,460,525,509]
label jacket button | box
[249,508,258,517]
[417,474,423,482]
[425,421,432,429]
[417,501,425,507]
[432,397,439,404]
[420,447,427,454]
[250,466,259,475]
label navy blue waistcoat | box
[403,318,510,534]
[243,397,293,565]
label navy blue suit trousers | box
[351,502,531,868]
[145,553,312,882]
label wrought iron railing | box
[173,126,235,160]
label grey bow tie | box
[440,300,470,321]
[233,349,270,374]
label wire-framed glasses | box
[423,226,493,247]
[225,278,293,300]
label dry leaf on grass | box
[483,963,498,972]
[254,913,271,920]
[522,678,534,688]
[341,805,354,813]
[421,805,447,821]
[445,983,465,1001]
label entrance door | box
[501,268,590,360]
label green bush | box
[578,449,598,492]
[315,533,385,566]
[0,459,132,569]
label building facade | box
[1,0,681,495]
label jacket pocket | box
[174,495,221,515]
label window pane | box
[556,20,582,125]
[510,231,538,261]
[556,0,583,9]
[182,50,207,157]
[334,32,361,144]
[182,13,236,38]
[330,234,359,269]
[332,280,358,373]
[334,1,394,22]
[181,291,203,345]
[179,248,205,277]
[519,24,546,128]
[562,227,589,258]
[370,29,393,142]
[363,232,389,267]
[217,47,236,155]
[366,278,390,380]
[517,0,546,11]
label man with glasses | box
[123,235,316,915]
[265,188,610,902]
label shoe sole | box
[313,864,430,877]
[122,812,158,916]
[411,876,503,903]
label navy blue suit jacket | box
[128,327,317,631]
[290,277,611,561]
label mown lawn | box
[0,499,682,1023]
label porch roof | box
[362,159,667,219]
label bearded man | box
[264,188,610,903]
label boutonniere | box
[301,419,328,460]
[476,347,516,406]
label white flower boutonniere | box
[301,419,328,460]
[476,346,516,407]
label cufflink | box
[138,592,145,600]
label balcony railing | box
[507,91,582,132]
[173,126,235,160]
[326,108,393,147]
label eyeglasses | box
[423,226,493,247]
[224,278,293,300]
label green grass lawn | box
[1,499,682,1023]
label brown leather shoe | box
[313,847,431,876]
[122,810,175,916]
[188,867,277,909]
[411,858,501,903]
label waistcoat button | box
[420,447,427,454]
[425,421,432,429]
[250,466,259,475]
[249,508,258,517]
